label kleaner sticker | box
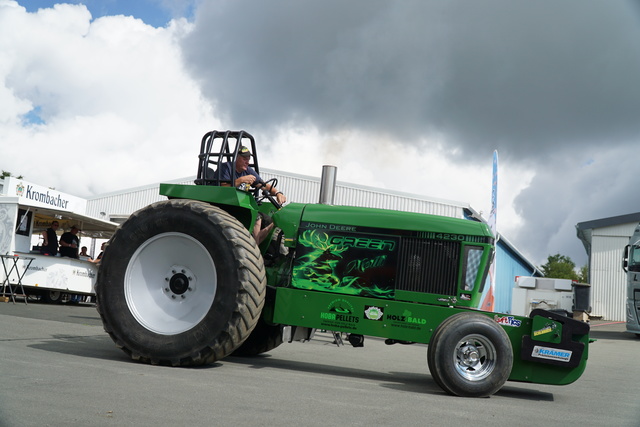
[532,346,572,362]
[533,323,556,337]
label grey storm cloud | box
[182,0,640,161]
[181,0,640,266]
[512,145,640,257]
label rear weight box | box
[520,309,590,369]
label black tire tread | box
[41,290,64,304]
[427,312,513,397]
[231,317,283,357]
[96,199,267,366]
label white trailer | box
[511,276,591,321]
[511,276,574,316]
[0,177,118,303]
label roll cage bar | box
[194,130,261,186]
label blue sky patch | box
[22,106,45,126]
[20,0,191,28]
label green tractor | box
[96,130,590,397]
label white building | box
[576,212,640,321]
[85,168,476,223]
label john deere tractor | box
[96,130,590,397]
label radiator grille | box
[396,237,460,295]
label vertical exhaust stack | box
[319,165,337,205]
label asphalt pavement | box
[0,299,638,427]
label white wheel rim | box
[124,232,217,335]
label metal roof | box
[496,232,543,277]
[576,212,640,255]
[86,168,482,221]
[576,212,640,232]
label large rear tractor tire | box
[427,312,513,397]
[231,315,283,357]
[96,199,267,366]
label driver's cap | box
[239,146,251,158]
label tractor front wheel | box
[427,312,513,397]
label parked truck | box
[622,223,640,337]
[96,130,590,397]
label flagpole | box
[482,150,498,312]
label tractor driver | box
[217,146,286,244]
[217,146,287,206]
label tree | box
[539,253,580,281]
[1,170,24,179]
[578,264,588,283]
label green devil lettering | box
[329,236,395,251]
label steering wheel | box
[253,178,282,209]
